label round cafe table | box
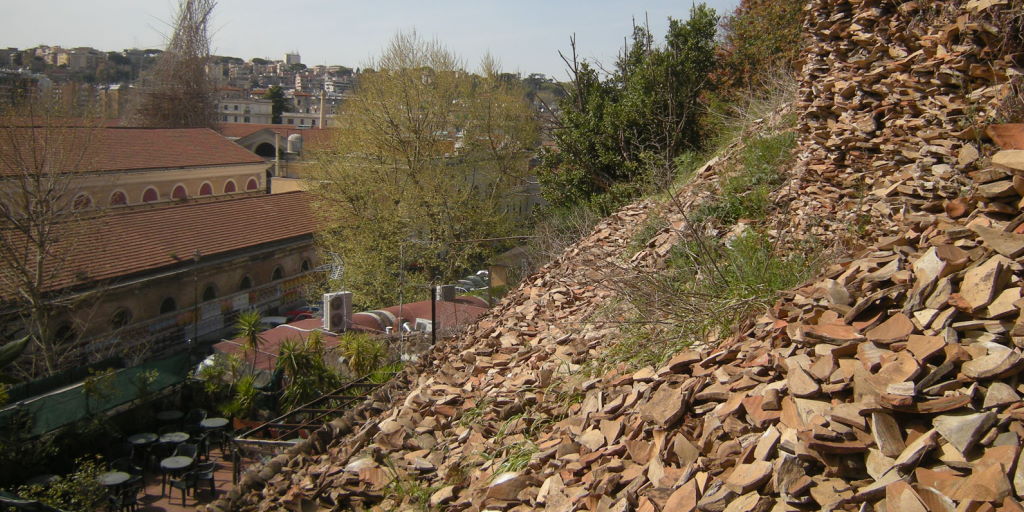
[159,431,190,444]
[97,471,131,487]
[200,417,229,430]
[127,432,158,446]
[159,455,194,495]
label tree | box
[129,0,217,128]
[537,4,719,213]
[234,310,265,374]
[263,85,289,124]
[717,0,806,95]
[309,31,538,309]
[0,93,103,378]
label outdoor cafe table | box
[159,456,194,495]
[200,417,229,430]
[127,432,158,446]
[159,431,189,444]
[97,471,131,487]
[156,410,183,423]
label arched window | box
[171,185,188,200]
[109,190,128,206]
[272,266,284,281]
[246,178,259,191]
[224,180,237,194]
[72,193,93,210]
[159,297,177,314]
[111,308,132,329]
[254,143,275,157]
[142,187,159,203]
[239,275,253,291]
[202,284,217,302]
[301,259,311,272]
[199,182,213,196]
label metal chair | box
[116,475,143,512]
[183,408,207,431]
[168,470,197,506]
[173,442,198,460]
[194,461,217,497]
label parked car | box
[284,305,321,322]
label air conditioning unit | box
[323,291,352,332]
[414,318,433,332]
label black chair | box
[115,475,143,512]
[168,470,197,506]
[194,461,217,497]
[206,428,226,456]
[192,431,210,462]
[173,442,198,460]
[184,409,207,430]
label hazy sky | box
[3,1,741,79]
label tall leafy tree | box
[308,31,537,309]
[538,4,719,213]
[263,85,289,124]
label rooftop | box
[2,191,316,295]
[0,126,265,175]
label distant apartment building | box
[216,87,273,124]
[0,48,19,68]
[285,52,301,66]
[67,47,102,72]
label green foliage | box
[262,85,289,124]
[337,332,387,377]
[495,441,536,474]
[626,214,667,258]
[599,228,819,371]
[15,457,108,511]
[82,367,116,414]
[235,311,266,373]
[693,131,796,224]
[276,332,344,411]
[130,368,159,399]
[537,5,719,213]
[310,31,537,310]
[368,362,404,384]
[0,336,28,373]
[716,0,807,95]
[221,374,257,419]
[383,459,440,512]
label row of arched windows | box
[144,263,299,323]
[72,178,262,210]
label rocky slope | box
[210,1,1024,511]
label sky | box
[2,0,741,80]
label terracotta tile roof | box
[90,128,266,170]
[213,318,337,371]
[0,126,265,175]
[213,296,490,370]
[2,192,316,295]
[214,123,337,151]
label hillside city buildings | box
[0,44,546,379]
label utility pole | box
[191,249,201,362]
